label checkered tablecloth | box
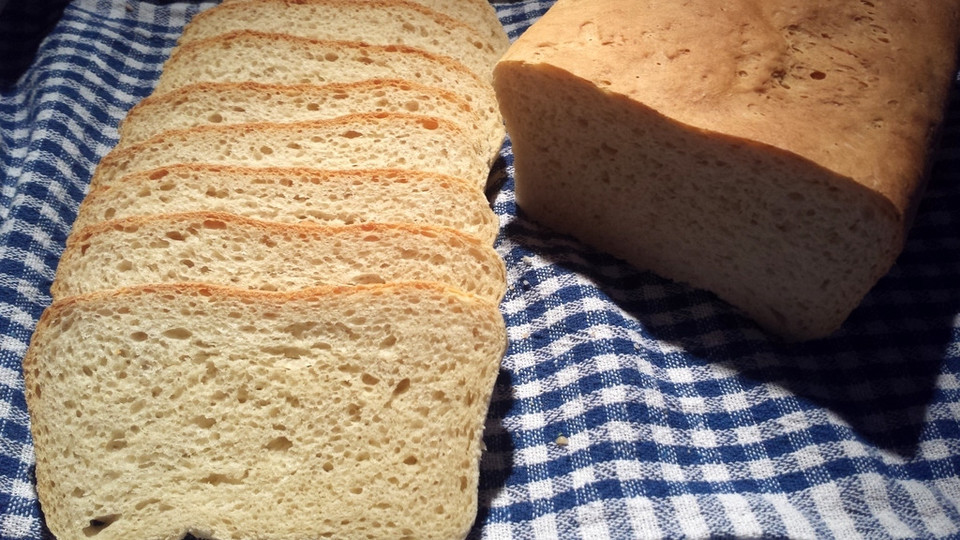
[2,1,960,538]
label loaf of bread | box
[177,0,505,81]
[117,80,504,164]
[90,114,489,192]
[72,165,500,244]
[494,0,960,340]
[52,213,506,302]
[24,282,506,540]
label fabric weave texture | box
[1,1,959,538]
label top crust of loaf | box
[497,0,960,215]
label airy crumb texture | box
[90,114,489,192]
[24,282,507,540]
[153,31,500,122]
[118,80,503,165]
[177,0,506,82]
[72,165,499,244]
[494,0,960,340]
[52,213,506,302]
[219,0,506,46]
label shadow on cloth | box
[0,0,71,87]
[469,368,517,538]
[500,122,960,459]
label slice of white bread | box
[117,80,503,164]
[494,0,960,340]
[177,0,505,82]
[152,31,501,128]
[220,0,507,48]
[24,282,506,540]
[52,213,506,302]
[89,114,489,192]
[72,165,500,244]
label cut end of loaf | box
[495,61,903,340]
[25,283,506,540]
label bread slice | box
[494,0,960,340]
[220,0,507,49]
[24,281,506,540]
[117,80,503,164]
[89,114,490,192]
[72,165,499,244]
[52,213,506,302]
[177,0,505,82]
[152,31,501,129]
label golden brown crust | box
[499,0,960,216]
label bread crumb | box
[555,435,569,447]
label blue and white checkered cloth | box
[2,1,960,538]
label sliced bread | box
[24,282,506,540]
[52,213,506,302]
[152,31,501,127]
[219,0,508,49]
[177,0,504,81]
[117,80,503,164]
[72,165,499,244]
[89,114,490,192]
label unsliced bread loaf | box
[153,31,501,128]
[177,0,504,82]
[89,114,490,192]
[24,282,506,540]
[117,80,503,164]
[219,0,507,48]
[72,165,499,244]
[52,213,506,302]
[493,0,960,340]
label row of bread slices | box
[26,1,512,539]
[55,0,511,301]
